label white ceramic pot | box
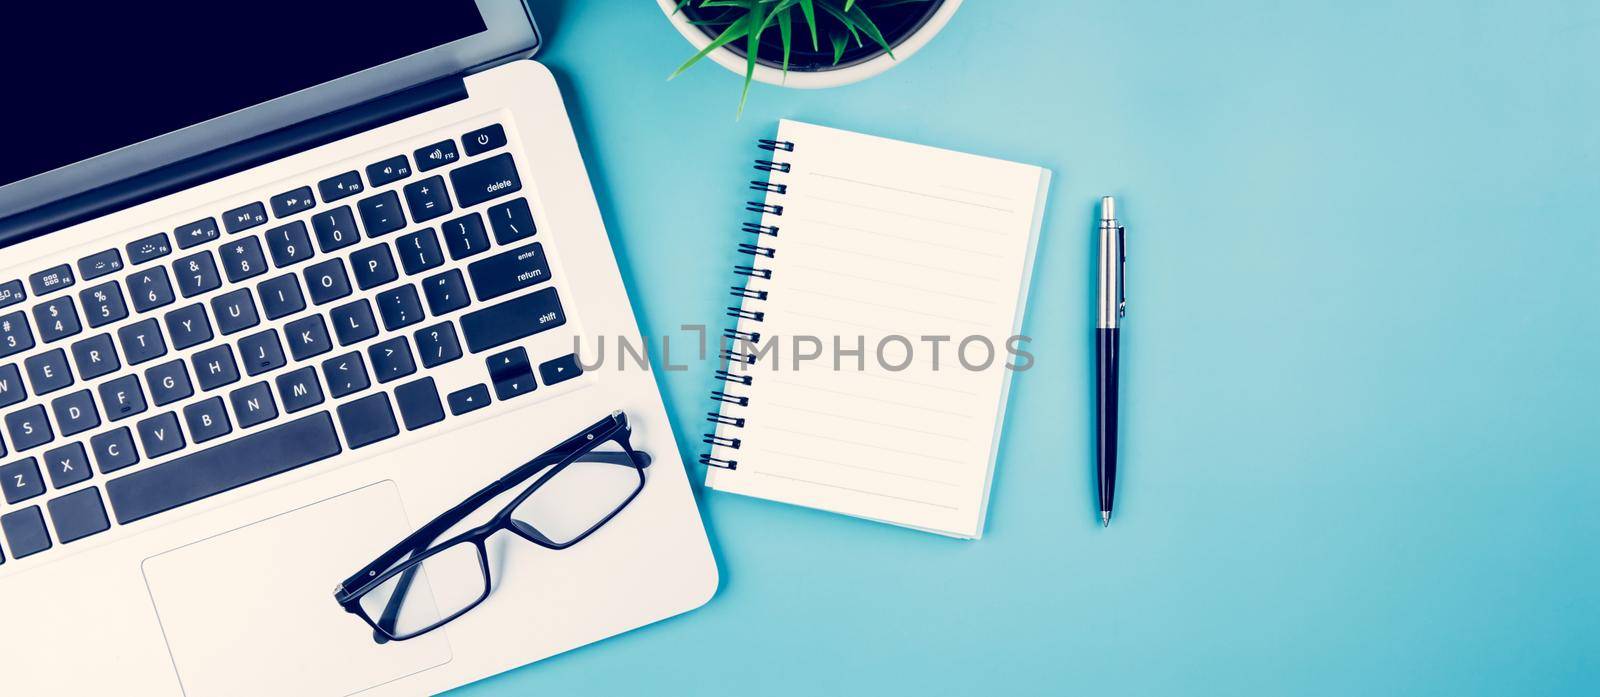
[657,0,963,89]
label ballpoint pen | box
[1096,196,1126,527]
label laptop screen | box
[0,1,489,190]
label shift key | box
[467,242,549,301]
[449,152,521,208]
[461,287,565,353]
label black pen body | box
[1096,327,1120,520]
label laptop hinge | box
[0,76,469,249]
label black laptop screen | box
[0,1,488,189]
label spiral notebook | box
[701,120,1050,538]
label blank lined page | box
[705,120,1050,538]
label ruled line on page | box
[809,172,1015,213]
[787,263,999,305]
[790,216,1005,258]
[806,195,1009,236]
[766,402,968,441]
[764,425,968,465]
[785,287,991,327]
[795,241,1001,281]
[743,470,962,510]
[765,451,964,487]
[766,377,976,419]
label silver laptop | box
[0,2,717,694]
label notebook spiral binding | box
[699,137,796,471]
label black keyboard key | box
[48,487,109,543]
[0,364,24,408]
[447,384,491,416]
[29,264,75,296]
[0,310,34,358]
[338,393,398,449]
[164,303,213,350]
[304,258,352,305]
[395,377,444,431]
[127,232,173,264]
[451,152,522,208]
[330,299,378,346]
[276,367,324,414]
[146,360,193,406]
[91,427,139,474]
[462,123,507,156]
[51,390,99,437]
[318,170,365,203]
[487,198,536,245]
[461,287,566,353]
[238,329,286,376]
[230,382,278,429]
[368,336,415,383]
[1,506,50,558]
[415,140,459,171]
[175,218,220,249]
[25,348,73,394]
[270,186,316,218]
[6,405,53,451]
[366,155,413,187]
[311,206,361,253]
[468,242,549,302]
[422,269,470,316]
[281,317,330,363]
[357,190,406,237]
[397,228,444,274]
[220,237,269,282]
[322,352,370,398]
[117,318,167,364]
[211,288,259,335]
[78,248,124,280]
[174,251,222,298]
[128,267,176,311]
[414,322,462,368]
[223,202,268,234]
[33,296,81,342]
[376,285,424,331]
[442,213,490,260]
[43,442,91,489]
[0,458,44,503]
[257,274,306,319]
[403,175,452,223]
[70,334,120,380]
[264,221,315,268]
[350,244,398,289]
[80,281,128,328]
[108,412,341,524]
[193,345,240,391]
[0,280,24,309]
[135,412,185,459]
[99,374,147,421]
[539,353,584,386]
[488,346,535,400]
[184,396,232,443]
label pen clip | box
[1117,226,1127,317]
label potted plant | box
[661,0,963,111]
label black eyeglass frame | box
[333,411,650,642]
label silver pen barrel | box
[1097,196,1123,329]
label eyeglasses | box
[334,411,651,642]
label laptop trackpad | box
[141,481,452,697]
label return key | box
[467,243,550,301]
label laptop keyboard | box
[0,120,584,564]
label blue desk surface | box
[456,3,1597,694]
